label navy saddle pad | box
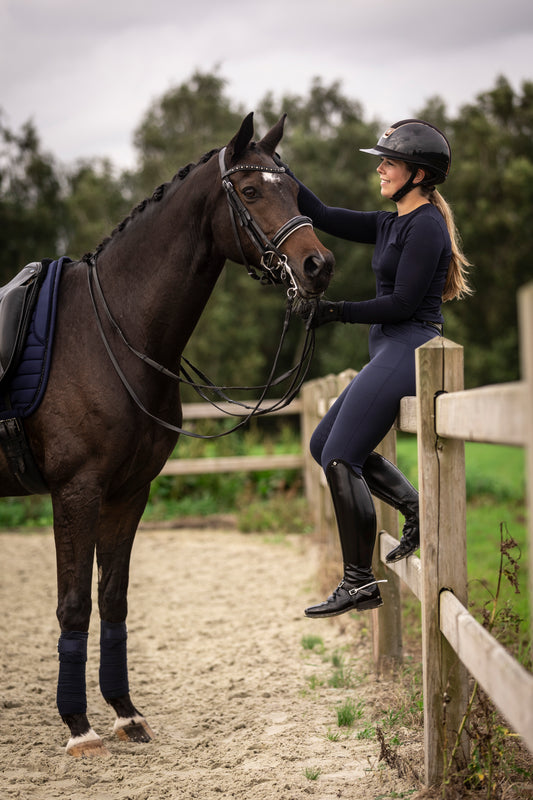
[0,257,70,420]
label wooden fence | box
[301,282,533,786]
[160,399,303,476]
[161,282,533,786]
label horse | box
[0,113,334,756]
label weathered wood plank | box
[161,453,303,475]
[435,382,526,445]
[378,531,422,600]
[417,337,469,784]
[181,399,302,419]
[397,395,417,434]
[440,590,533,754]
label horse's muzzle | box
[297,250,334,299]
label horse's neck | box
[97,165,225,366]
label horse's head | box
[216,113,334,301]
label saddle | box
[0,261,46,385]
[0,257,67,495]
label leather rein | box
[86,149,316,438]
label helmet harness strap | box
[391,165,419,203]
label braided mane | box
[82,149,219,264]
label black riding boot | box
[362,452,419,563]
[305,460,384,618]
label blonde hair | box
[426,189,473,301]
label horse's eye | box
[242,186,257,199]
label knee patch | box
[57,631,88,716]
[99,620,129,700]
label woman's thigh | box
[312,324,433,472]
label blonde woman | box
[287,120,472,618]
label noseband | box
[218,147,312,299]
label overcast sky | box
[1,0,532,169]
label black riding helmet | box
[360,119,451,201]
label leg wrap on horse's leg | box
[99,620,129,700]
[57,631,88,717]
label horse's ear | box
[258,114,287,155]
[227,113,255,163]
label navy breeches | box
[310,322,440,474]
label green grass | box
[301,634,325,652]
[304,766,321,780]
[336,698,364,728]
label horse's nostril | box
[304,254,323,278]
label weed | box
[304,766,321,780]
[326,728,341,741]
[356,723,375,740]
[376,726,420,781]
[304,674,323,691]
[336,698,364,728]
[301,634,324,652]
[328,662,354,689]
[330,649,344,668]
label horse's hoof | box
[114,715,155,743]
[66,728,110,757]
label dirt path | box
[0,527,423,799]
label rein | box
[86,150,317,439]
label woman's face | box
[376,157,414,200]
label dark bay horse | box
[0,114,333,756]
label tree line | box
[1,70,532,391]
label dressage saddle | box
[0,261,49,495]
[0,261,45,386]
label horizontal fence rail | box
[160,400,302,476]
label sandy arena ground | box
[0,525,424,799]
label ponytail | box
[427,189,473,301]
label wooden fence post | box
[416,338,469,786]
[518,282,533,653]
[372,429,403,674]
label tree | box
[0,115,64,282]
[433,76,533,386]
[62,158,131,259]
[132,69,246,196]
[4,72,530,391]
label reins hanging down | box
[86,148,320,439]
[87,262,314,438]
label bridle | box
[218,147,313,299]
[85,149,318,439]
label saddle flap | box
[0,262,45,383]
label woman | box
[289,119,472,618]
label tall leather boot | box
[362,452,419,563]
[305,459,385,618]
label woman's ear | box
[413,167,426,186]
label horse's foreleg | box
[96,487,155,745]
[99,620,155,743]
[52,486,110,757]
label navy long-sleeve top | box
[295,180,451,325]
